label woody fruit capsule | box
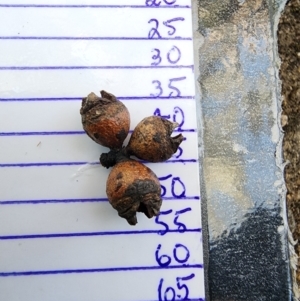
[127,116,184,162]
[80,90,130,150]
[80,90,184,225]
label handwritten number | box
[151,49,162,66]
[158,174,185,198]
[163,17,185,36]
[148,19,161,39]
[152,46,181,65]
[153,106,184,132]
[158,279,176,301]
[154,108,161,116]
[165,287,176,301]
[154,108,171,119]
[168,77,186,97]
[158,273,195,301]
[174,208,192,233]
[151,80,163,97]
[150,78,186,97]
[157,279,176,301]
[156,244,190,266]
[148,17,183,39]
[173,244,190,264]
[155,209,172,235]
[159,174,172,196]
[167,46,181,64]
[156,244,172,267]
[171,177,186,198]
[176,273,195,299]
[174,216,186,232]
[160,182,166,197]
[149,9,193,301]
[155,207,191,234]
[173,106,184,129]
[174,215,186,233]
[146,0,161,6]
[158,279,164,301]
[146,0,176,6]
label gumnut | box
[106,158,162,225]
[80,90,130,149]
[126,116,184,162]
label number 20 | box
[146,0,177,6]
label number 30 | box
[151,46,181,66]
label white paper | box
[0,1,205,300]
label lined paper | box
[0,1,205,300]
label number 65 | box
[158,273,195,301]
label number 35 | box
[150,77,186,97]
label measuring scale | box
[0,1,205,300]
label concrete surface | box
[193,0,293,299]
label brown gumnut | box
[106,158,162,225]
[80,90,130,149]
[126,116,184,162]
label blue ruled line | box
[0,196,200,205]
[0,96,194,102]
[0,264,203,277]
[0,131,84,136]
[0,129,196,136]
[0,228,201,240]
[0,4,191,9]
[0,36,192,41]
[0,159,197,168]
[0,65,193,70]
[0,161,93,167]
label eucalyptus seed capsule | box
[106,159,162,225]
[126,116,184,162]
[80,90,130,149]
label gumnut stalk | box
[106,156,162,225]
[127,116,184,162]
[80,90,130,149]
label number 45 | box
[151,77,186,98]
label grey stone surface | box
[193,0,293,299]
